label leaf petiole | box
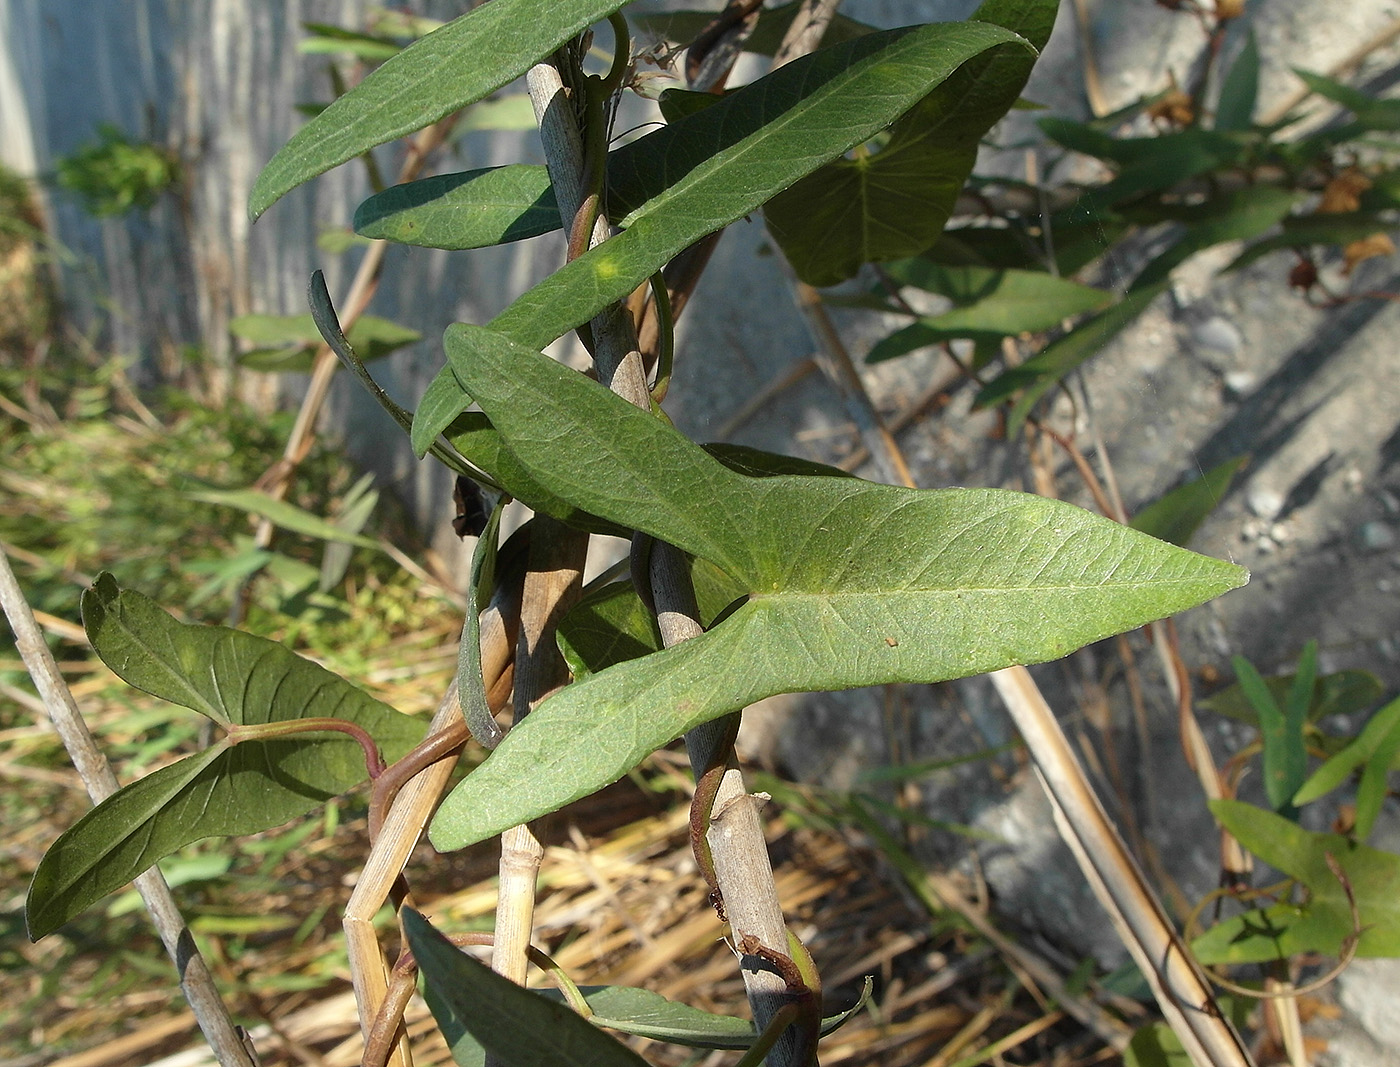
[227,717,386,778]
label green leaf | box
[232,312,420,372]
[411,904,871,1067]
[187,487,381,550]
[629,1,873,57]
[298,23,403,63]
[1130,454,1249,548]
[887,262,1112,334]
[319,472,379,591]
[1201,668,1382,728]
[1225,211,1396,272]
[26,577,424,937]
[1044,126,1244,212]
[973,281,1168,430]
[1293,688,1400,806]
[1215,31,1259,132]
[1233,652,1308,816]
[1291,67,1374,113]
[1130,186,1302,292]
[765,0,1056,285]
[405,909,651,1067]
[353,166,561,250]
[427,325,1246,849]
[866,258,1114,364]
[558,558,747,679]
[867,322,1003,364]
[1197,799,1400,961]
[1124,1023,1193,1067]
[412,21,1033,447]
[250,0,627,219]
[514,22,1028,338]
[441,413,632,537]
[1036,117,1122,162]
[919,213,1128,276]
[458,498,506,748]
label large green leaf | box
[26,577,424,938]
[427,326,1246,849]
[405,909,651,1067]
[1192,800,1400,963]
[410,21,1032,452]
[249,0,626,218]
[765,0,1056,286]
[353,166,561,250]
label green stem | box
[600,11,630,97]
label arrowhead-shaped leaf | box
[1194,800,1400,962]
[249,0,626,219]
[26,576,424,938]
[410,20,1032,450]
[427,326,1246,849]
[765,0,1056,286]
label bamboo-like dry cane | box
[0,549,259,1067]
[342,598,515,1067]
[991,666,1257,1067]
[523,52,801,1061]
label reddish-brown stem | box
[228,717,384,778]
[368,719,471,843]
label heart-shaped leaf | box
[427,326,1245,848]
[765,0,1056,286]
[26,576,424,938]
[410,20,1032,453]
[250,0,627,218]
